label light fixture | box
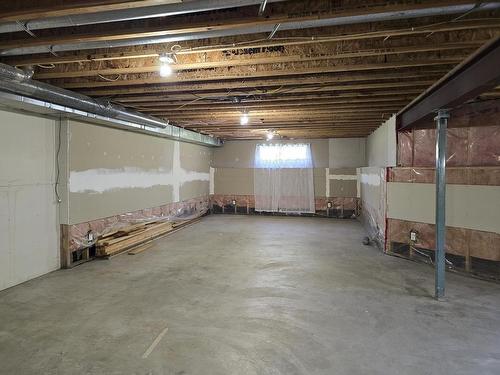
[266,131,274,141]
[240,112,249,125]
[159,52,175,77]
[159,63,173,77]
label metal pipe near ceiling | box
[0,63,221,146]
[0,0,285,34]
[0,62,170,128]
[1,2,498,56]
[0,91,221,146]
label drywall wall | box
[387,182,500,234]
[359,116,395,247]
[212,139,362,198]
[366,115,396,167]
[327,168,358,198]
[213,139,329,168]
[0,109,59,291]
[213,167,328,197]
[214,168,254,195]
[63,119,212,224]
[328,138,366,168]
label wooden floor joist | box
[0,0,498,139]
[32,42,481,80]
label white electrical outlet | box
[410,231,417,242]
[327,202,332,208]
[232,200,236,205]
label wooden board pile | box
[95,218,197,257]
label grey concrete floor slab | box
[0,215,500,375]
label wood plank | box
[55,70,447,98]
[113,89,422,108]
[1,2,492,49]
[58,60,460,89]
[5,26,493,67]
[32,43,479,79]
[97,221,173,248]
[128,242,154,255]
[0,0,182,23]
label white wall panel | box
[0,109,59,291]
[387,182,500,234]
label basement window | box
[255,144,312,168]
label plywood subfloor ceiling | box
[1,0,499,140]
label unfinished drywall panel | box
[213,139,329,168]
[314,168,326,197]
[366,115,396,167]
[65,120,212,224]
[214,168,254,195]
[69,185,175,224]
[329,180,357,197]
[0,109,59,290]
[67,120,175,223]
[387,182,500,234]
[327,168,358,197]
[213,167,327,197]
[211,139,362,215]
[328,138,366,168]
[177,141,211,201]
[179,141,212,174]
[179,180,209,201]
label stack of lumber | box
[96,218,199,257]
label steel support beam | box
[434,109,449,299]
[397,37,500,130]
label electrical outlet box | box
[410,230,417,242]
[327,201,332,208]
[232,199,236,205]
[86,231,95,244]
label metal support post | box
[434,109,449,300]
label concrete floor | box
[0,215,500,375]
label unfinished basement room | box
[1,1,500,374]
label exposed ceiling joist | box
[1,1,499,56]
[398,36,500,129]
[1,0,498,140]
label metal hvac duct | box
[0,62,168,128]
[0,2,499,56]
[0,0,285,34]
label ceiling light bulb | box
[266,132,274,140]
[240,113,249,125]
[159,63,173,77]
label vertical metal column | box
[434,109,449,300]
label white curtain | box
[254,143,315,213]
